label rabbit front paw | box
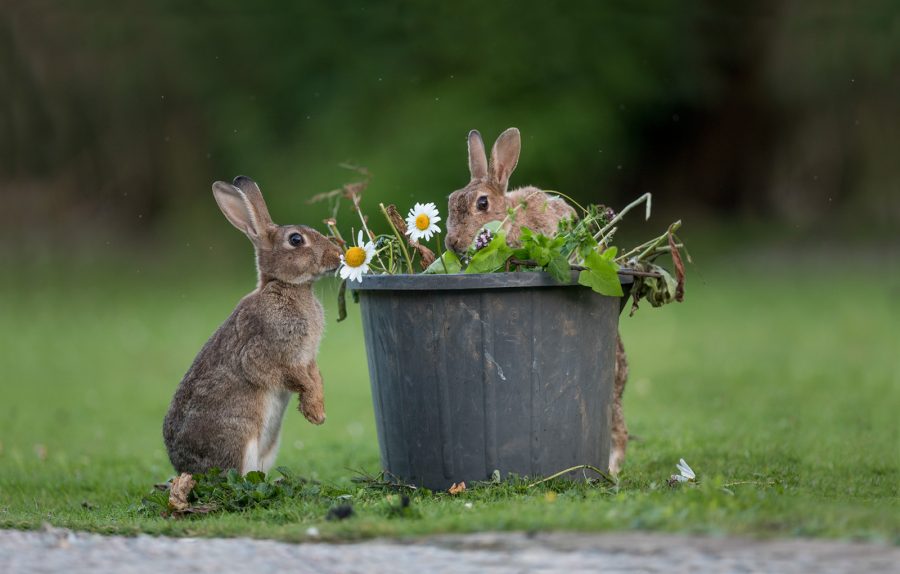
[300,398,326,425]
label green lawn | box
[1,238,898,543]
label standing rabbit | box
[163,176,343,475]
[446,128,631,475]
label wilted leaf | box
[644,266,678,307]
[627,262,677,309]
[668,232,685,302]
[168,472,196,512]
[448,481,466,495]
[336,279,348,322]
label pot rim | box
[347,270,634,292]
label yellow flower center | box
[415,213,430,231]
[345,246,366,267]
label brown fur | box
[445,128,576,253]
[609,336,629,475]
[163,176,342,475]
[445,128,630,475]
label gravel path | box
[1,527,897,573]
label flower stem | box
[615,220,681,263]
[542,189,588,214]
[497,189,544,233]
[379,203,414,274]
[593,192,652,241]
[635,220,681,261]
[435,232,449,274]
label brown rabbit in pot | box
[163,176,342,475]
[446,128,630,475]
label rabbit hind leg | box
[608,334,629,475]
[241,438,261,474]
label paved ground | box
[1,526,898,573]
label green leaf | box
[546,255,571,283]
[577,235,599,259]
[465,232,514,274]
[520,228,566,268]
[511,247,530,260]
[578,249,623,296]
[423,250,462,274]
[529,244,551,266]
[244,471,266,484]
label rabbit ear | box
[490,127,521,192]
[467,129,488,181]
[231,175,274,228]
[212,181,271,247]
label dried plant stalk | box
[385,204,436,269]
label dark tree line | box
[2,0,897,246]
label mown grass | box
[0,236,898,543]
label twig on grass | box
[527,464,616,488]
[350,468,418,491]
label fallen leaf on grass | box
[168,472,196,512]
[172,503,216,516]
[448,482,466,495]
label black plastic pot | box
[349,271,632,490]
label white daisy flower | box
[338,230,376,283]
[674,458,696,482]
[405,202,441,242]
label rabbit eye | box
[476,196,489,211]
[289,232,305,247]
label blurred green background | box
[2,0,899,256]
